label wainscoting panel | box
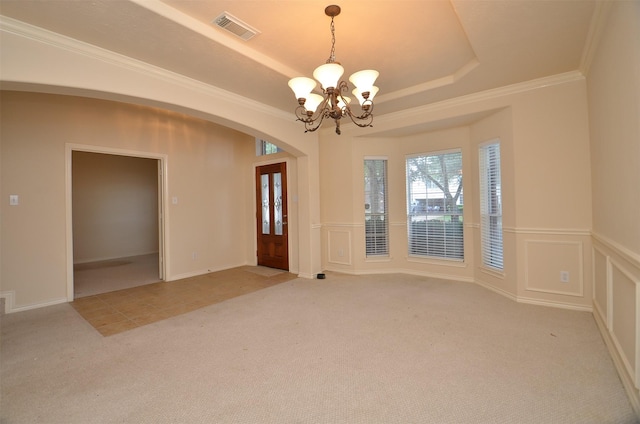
[524,240,583,297]
[592,233,640,414]
[592,245,609,321]
[328,230,352,266]
[610,259,639,389]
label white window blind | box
[406,151,464,260]
[479,142,503,270]
[364,159,388,256]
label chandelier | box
[288,5,379,135]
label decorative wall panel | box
[593,246,609,318]
[328,230,352,266]
[611,259,639,389]
[524,240,583,297]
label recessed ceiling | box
[0,0,598,129]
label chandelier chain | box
[327,17,336,63]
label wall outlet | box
[560,271,569,283]
[192,252,199,260]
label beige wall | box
[469,107,516,296]
[72,151,159,263]
[509,79,593,308]
[0,20,324,284]
[587,0,640,413]
[1,6,638,413]
[0,92,260,309]
[320,77,593,311]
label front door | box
[256,163,289,270]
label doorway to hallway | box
[70,149,165,298]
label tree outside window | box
[406,150,464,259]
[364,159,388,256]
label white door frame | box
[64,143,169,301]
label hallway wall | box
[72,151,159,263]
[0,92,256,310]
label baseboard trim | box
[0,291,68,314]
[326,269,591,312]
[0,291,14,314]
[593,305,640,419]
[474,279,518,302]
[323,266,475,284]
[475,279,592,311]
[516,295,592,312]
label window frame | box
[364,157,389,257]
[405,149,464,261]
[478,140,503,271]
[256,139,282,156]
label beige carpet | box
[1,272,637,423]
[74,253,161,298]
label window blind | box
[364,159,389,256]
[479,142,503,270]
[406,151,464,260]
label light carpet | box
[1,272,637,423]
[74,253,161,298]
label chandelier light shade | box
[313,63,345,90]
[353,86,379,106]
[349,70,379,94]
[304,93,325,113]
[288,5,379,135]
[288,77,317,101]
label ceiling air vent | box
[212,12,260,41]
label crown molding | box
[0,15,292,122]
[579,0,614,77]
[376,58,480,105]
[374,70,585,129]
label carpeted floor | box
[73,253,162,298]
[1,272,638,423]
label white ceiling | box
[0,0,598,125]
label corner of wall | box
[593,298,640,418]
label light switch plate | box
[9,195,19,206]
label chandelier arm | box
[294,94,331,122]
[336,80,374,120]
[303,108,330,133]
[293,105,310,122]
[344,107,374,128]
[352,99,374,120]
